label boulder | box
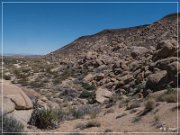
[2,80,33,110]
[129,61,142,71]
[145,70,168,91]
[117,74,134,84]
[95,59,103,67]
[167,61,180,73]
[97,64,108,72]
[131,46,149,58]
[84,73,94,82]
[0,80,34,127]
[95,87,113,103]
[153,57,177,70]
[85,51,97,60]
[6,109,33,126]
[152,40,177,61]
[94,73,105,81]
[0,97,15,115]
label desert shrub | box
[33,109,61,129]
[166,85,174,94]
[32,66,41,73]
[21,67,31,73]
[4,74,11,80]
[60,68,75,81]
[70,105,100,119]
[79,90,96,104]
[2,116,24,133]
[89,108,101,119]
[154,115,160,122]
[13,67,31,78]
[29,81,44,88]
[45,65,54,74]
[17,78,29,86]
[81,82,96,91]
[55,109,68,121]
[118,97,130,108]
[108,94,121,105]
[79,90,95,100]
[71,106,90,119]
[13,69,21,77]
[144,99,156,111]
[60,88,79,101]
[53,78,61,85]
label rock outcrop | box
[0,80,33,125]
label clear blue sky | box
[1,0,178,55]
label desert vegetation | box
[1,13,179,133]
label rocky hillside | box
[45,13,179,95]
[1,13,180,134]
[47,13,179,62]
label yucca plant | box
[35,109,59,129]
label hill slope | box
[47,13,179,62]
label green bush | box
[79,90,95,99]
[2,116,24,133]
[166,85,174,94]
[34,109,60,129]
[81,82,96,91]
[79,90,96,104]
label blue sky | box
[1,0,178,55]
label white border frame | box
[1,1,179,134]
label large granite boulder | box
[0,80,33,126]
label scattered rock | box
[152,40,177,61]
[131,46,149,58]
[96,87,113,103]
[84,73,94,82]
